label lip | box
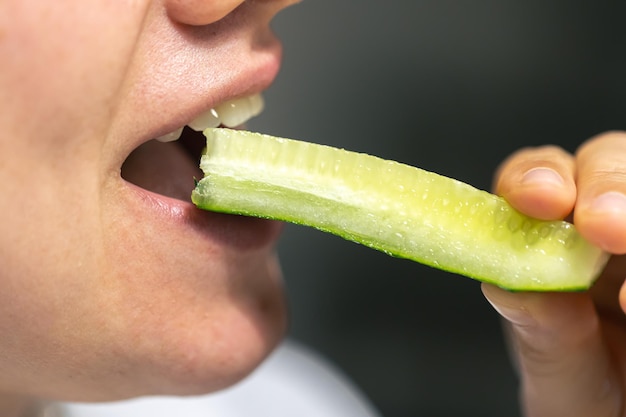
[109,0,288,170]
[111,4,287,253]
[120,108,284,254]
[142,63,281,152]
[121,50,283,169]
[123,180,285,251]
[118,136,285,260]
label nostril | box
[166,0,245,26]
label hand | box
[482,131,626,417]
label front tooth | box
[188,108,221,131]
[186,93,266,132]
[156,127,184,142]
[249,94,265,116]
[216,93,265,128]
[216,98,250,128]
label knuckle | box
[584,169,626,186]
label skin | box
[483,131,626,417]
[3,1,626,417]
[0,0,297,415]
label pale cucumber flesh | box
[191,128,609,291]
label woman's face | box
[0,0,295,401]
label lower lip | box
[125,183,284,252]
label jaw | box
[86,132,288,399]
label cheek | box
[0,0,148,163]
[0,189,111,397]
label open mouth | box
[121,93,265,202]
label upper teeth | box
[156,93,264,142]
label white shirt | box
[43,340,380,417]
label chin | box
[98,234,287,400]
[41,211,288,403]
[137,285,288,398]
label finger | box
[493,145,576,220]
[575,131,626,254]
[482,284,622,417]
[590,255,626,320]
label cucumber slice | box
[191,128,608,291]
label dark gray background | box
[249,2,626,416]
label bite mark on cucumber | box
[191,128,609,292]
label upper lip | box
[137,57,281,156]
[109,0,286,170]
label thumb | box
[481,283,622,417]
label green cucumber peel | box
[191,128,609,291]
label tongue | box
[121,140,203,201]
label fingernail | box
[482,285,535,327]
[487,299,532,326]
[521,167,564,187]
[589,191,626,214]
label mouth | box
[121,93,263,197]
[120,92,283,250]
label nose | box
[166,0,246,26]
